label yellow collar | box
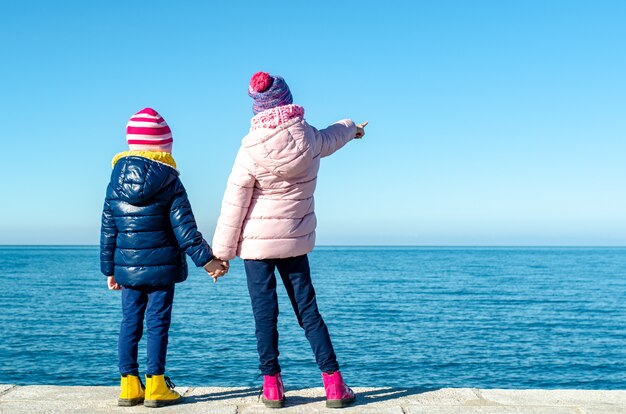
[111,151,177,169]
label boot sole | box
[262,396,285,408]
[118,397,144,407]
[144,397,182,408]
[326,395,356,408]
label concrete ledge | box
[0,385,624,413]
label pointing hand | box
[355,121,368,139]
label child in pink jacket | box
[212,71,367,408]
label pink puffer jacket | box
[212,105,356,260]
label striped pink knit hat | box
[126,108,173,153]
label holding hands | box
[204,258,230,283]
[106,260,230,289]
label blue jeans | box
[118,284,175,376]
[244,254,339,375]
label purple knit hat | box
[248,71,293,114]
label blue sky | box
[0,1,624,245]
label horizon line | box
[1,244,626,248]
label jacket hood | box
[110,154,179,203]
[242,117,314,178]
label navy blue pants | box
[244,254,339,375]
[118,284,175,376]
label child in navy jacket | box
[100,108,227,407]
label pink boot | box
[322,371,355,408]
[262,373,285,408]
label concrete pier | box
[1,384,625,413]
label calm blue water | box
[0,246,625,389]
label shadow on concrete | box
[282,392,325,406]
[181,386,439,407]
[352,387,439,405]
[182,386,261,404]
[282,387,439,407]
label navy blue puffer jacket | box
[100,155,212,286]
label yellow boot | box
[144,374,181,408]
[118,374,145,406]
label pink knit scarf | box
[250,104,305,130]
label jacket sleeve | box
[169,179,213,267]
[314,119,356,158]
[212,149,256,260]
[100,192,117,277]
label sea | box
[0,246,624,389]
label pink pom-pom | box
[250,71,272,92]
